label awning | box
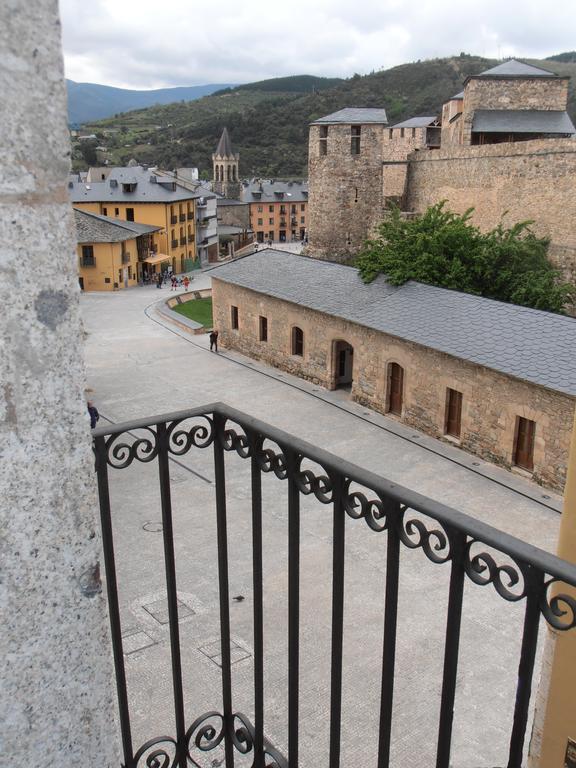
[143,253,171,265]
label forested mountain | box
[75,55,576,178]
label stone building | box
[306,60,576,278]
[212,127,240,199]
[212,250,576,492]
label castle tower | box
[212,127,240,198]
[306,108,389,263]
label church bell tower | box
[212,127,240,198]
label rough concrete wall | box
[0,2,119,766]
[217,201,250,229]
[212,279,574,492]
[405,139,576,283]
[307,123,385,262]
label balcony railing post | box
[93,435,134,768]
[435,528,467,768]
[285,446,301,768]
[377,501,402,768]
[156,421,187,768]
[507,567,544,768]
[213,413,235,768]
[328,472,346,768]
[250,430,265,768]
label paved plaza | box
[82,273,562,767]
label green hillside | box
[76,55,576,178]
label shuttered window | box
[231,305,239,330]
[259,316,268,342]
[387,363,404,415]
[292,327,304,356]
[445,388,463,438]
[514,417,536,471]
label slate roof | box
[74,209,162,243]
[69,165,202,204]
[212,250,576,397]
[240,179,308,203]
[469,59,559,80]
[390,116,439,129]
[215,127,235,157]
[311,108,388,125]
[451,91,464,99]
[472,109,576,135]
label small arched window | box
[387,362,404,415]
[292,327,304,357]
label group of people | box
[156,272,192,291]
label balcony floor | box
[81,277,561,767]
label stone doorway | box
[333,340,354,390]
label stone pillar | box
[0,2,119,766]
[529,409,576,766]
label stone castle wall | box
[307,123,386,261]
[212,278,574,491]
[405,138,576,282]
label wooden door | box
[388,363,404,415]
[514,417,535,471]
[445,389,462,438]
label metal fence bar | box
[94,435,135,768]
[251,436,265,768]
[507,570,543,768]
[156,422,187,767]
[287,448,301,768]
[377,505,401,768]
[328,475,346,768]
[213,414,234,768]
[435,531,467,768]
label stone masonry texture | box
[212,278,574,492]
[0,2,119,766]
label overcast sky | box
[60,0,576,89]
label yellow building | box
[74,209,163,291]
[69,165,201,274]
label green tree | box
[356,202,575,313]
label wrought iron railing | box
[93,403,576,768]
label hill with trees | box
[75,54,576,178]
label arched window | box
[292,327,304,357]
[220,165,224,181]
[215,166,220,182]
[387,362,404,415]
[227,166,232,181]
[233,165,237,181]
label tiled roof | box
[390,116,439,129]
[212,250,576,397]
[472,109,576,134]
[311,108,388,125]
[240,179,308,203]
[473,59,558,79]
[69,165,202,203]
[74,209,162,243]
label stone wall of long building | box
[307,123,386,261]
[212,278,575,492]
[405,138,576,282]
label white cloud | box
[59,0,576,88]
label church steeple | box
[212,127,240,198]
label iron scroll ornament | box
[166,414,214,455]
[104,426,159,469]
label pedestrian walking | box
[209,330,219,352]
[171,276,177,291]
[87,400,100,429]
[183,276,190,291]
[157,273,162,289]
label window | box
[102,207,108,216]
[319,125,328,155]
[351,125,361,155]
[389,129,393,139]
[257,205,263,212]
[257,218,263,226]
[387,363,404,415]
[269,218,274,225]
[259,316,268,342]
[104,277,111,284]
[301,204,305,211]
[80,245,95,266]
[445,388,463,438]
[400,128,405,138]
[514,417,536,471]
[269,205,274,213]
[126,208,134,221]
[291,326,304,356]
[300,216,305,224]
[114,207,120,216]
[231,305,239,330]
[128,266,132,280]
[411,127,416,138]
[291,205,296,213]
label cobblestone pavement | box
[82,277,562,768]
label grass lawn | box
[172,297,213,327]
